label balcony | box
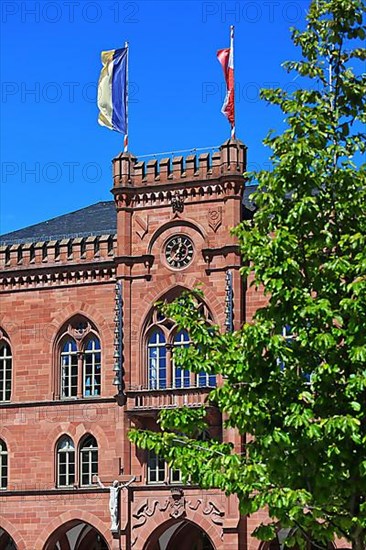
[126,385,214,416]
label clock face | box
[165,235,194,269]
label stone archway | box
[143,519,216,550]
[0,528,17,549]
[43,520,110,550]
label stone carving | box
[131,495,225,546]
[187,498,224,526]
[203,500,225,526]
[109,480,120,532]
[114,181,241,209]
[68,321,91,341]
[208,207,222,232]
[135,215,148,240]
[169,487,186,519]
[171,191,184,213]
[131,498,170,547]
[96,476,135,534]
[187,498,201,511]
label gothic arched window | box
[0,334,12,402]
[79,435,98,486]
[56,436,75,487]
[0,440,8,490]
[144,297,216,390]
[57,317,102,399]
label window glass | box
[60,339,78,398]
[83,337,101,397]
[57,436,75,487]
[173,330,190,388]
[80,435,98,486]
[0,440,8,489]
[147,451,165,483]
[145,301,216,390]
[148,330,166,389]
[0,343,12,402]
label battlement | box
[0,234,116,271]
[113,138,246,188]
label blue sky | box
[0,0,310,235]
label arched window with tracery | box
[79,435,98,486]
[0,330,12,402]
[144,295,216,390]
[56,317,102,399]
[0,439,8,490]
[56,436,75,488]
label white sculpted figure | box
[109,480,120,532]
[95,475,135,533]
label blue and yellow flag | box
[97,47,127,135]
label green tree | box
[130,1,366,548]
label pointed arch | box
[53,314,102,400]
[36,512,112,550]
[139,286,216,390]
[135,517,220,550]
[0,517,27,550]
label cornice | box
[0,262,116,292]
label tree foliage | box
[130,1,366,548]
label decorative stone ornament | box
[171,191,184,213]
[169,487,186,519]
[208,207,222,232]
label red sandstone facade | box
[0,139,269,550]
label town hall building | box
[0,138,281,549]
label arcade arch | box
[43,520,109,550]
[143,519,216,550]
[0,528,17,550]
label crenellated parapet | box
[0,234,116,271]
[112,138,246,190]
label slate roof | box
[0,186,258,246]
[0,202,116,245]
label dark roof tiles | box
[0,186,258,246]
[0,202,116,245]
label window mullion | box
[166,346,173,388]
[88,449,92,485]
[66,450,70,486]
[77,352,83,398]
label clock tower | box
[111,138,248,548]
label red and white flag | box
[217,26,235,137]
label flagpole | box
[124,41,129,152]
[230,25,235,139]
